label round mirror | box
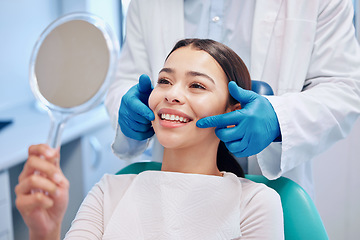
[29,13,119,148]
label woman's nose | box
[165,86,184,104]
[165,97,181,103]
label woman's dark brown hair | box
[166,38,252,178]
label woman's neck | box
[161,140,222,176]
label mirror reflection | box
[35,20,110,108]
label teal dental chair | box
[116,162,329,240]
[251,80,274,95]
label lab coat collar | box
[160,0,283,82]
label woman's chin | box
[157,137,186,150]
[154,125,216,150]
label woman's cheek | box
[194,97,223,119]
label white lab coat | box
[105,0,360,197]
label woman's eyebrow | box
[159,67,174,74]
[159,68,215,84]
[187,71,215,84]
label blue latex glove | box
[118,74,155,141]
[196,81,281,157]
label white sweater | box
[65,171,283,239]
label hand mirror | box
[30,13,119,148]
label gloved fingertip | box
[147,112,155,121]
[139,74,150,81]
[196,116,222,128]
[228,81,238,88]
[229,82,255,103]
[196,119,206,128]
[138,74,153,92]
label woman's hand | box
[15,144,69,240]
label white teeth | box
[161,113,189,123]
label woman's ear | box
[225,102,241,113]
[231,103,242,111]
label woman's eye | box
[190,82,206,90]
[157,78,171,85]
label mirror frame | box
[29,12,119,114]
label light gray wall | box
[313,119,360,239]
[0,0,120,112]
[0,0,61,111]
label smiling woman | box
[150,39,251,178]
[16,39,284,240]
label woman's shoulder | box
[234,176,282,213]
[220,172,281,208]
[236,177,284,239]
[238,177,280,200]
[223,173,278,196]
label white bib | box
[103,171,242,239]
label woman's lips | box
[157,108,193,128]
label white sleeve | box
[64,179,105,239]
[240,184,284,239]
[111,125,149,159]
[64,175,136,239]
[258,0,360,179]
[104,0,153,157]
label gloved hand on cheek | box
[118,74,155,141]
[196,81,281,157]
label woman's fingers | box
[16,192,54,215]
[16,174,59,197]
[28,144,60,169]
[28,144,60,164]
[29,144,55,157]
[19,155,60,183]
[19,144,61,183]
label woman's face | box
[149,46,233,150]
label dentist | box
[105,0,360,197]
